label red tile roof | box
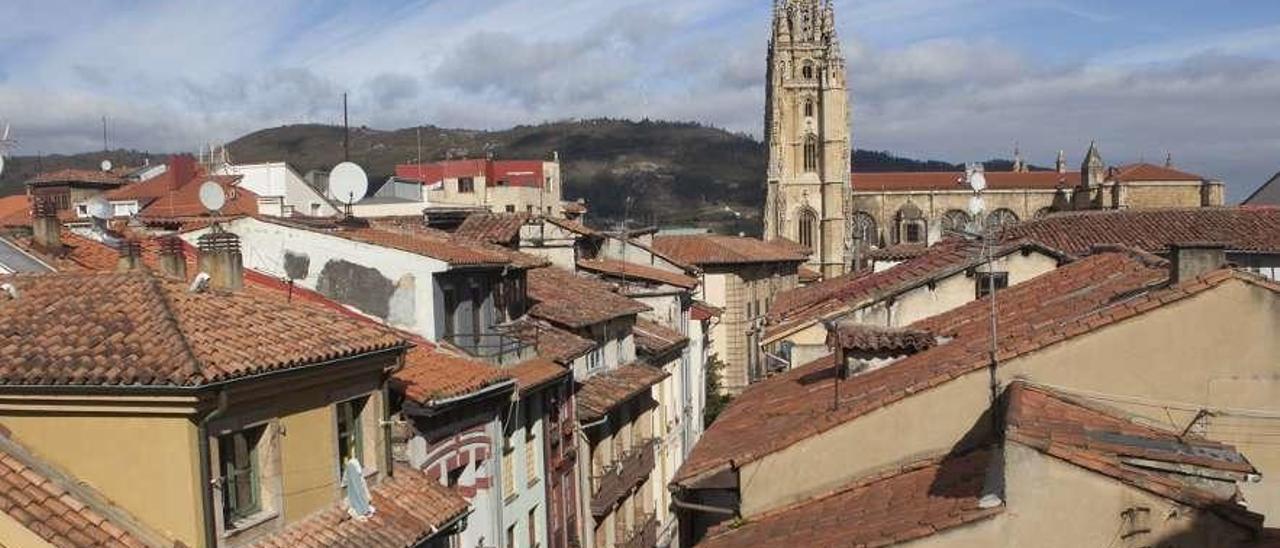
[26,168,127,188]
[999,207,1280,255]
[395,159,548,188]
[454,213,529,245]
[509,358,569,395]
[1108,163,1205,182]
[690,300,722,321]
[633,319,689,357]
[765,239,1068,341]
[651,235,809,266]
[505,317,595,364]
[0,194,30,222]
[250,466,469,548]
[852,170,1078,192]
[577,258,698,290]
[544,216,598,237]
[865,243,930,262]
[696,448,1000,548]
[562,201,587,214]
[796,266,822,284]
[678,249,1238,485]
[260,217,512,267]
[0,433,165,547]
[527,266,650,329]
[1005,382,1262,528]
[393,347,513,404]
[135,176,256,221]
[0,270,406,387]
[576,364,668,422]
[828,323,936,355]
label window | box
[458,177,475,194]
[905,222,923,243]
[527,205,534,214]
[803,134,819,173]
[502,430,516,499]
[442,286,458,339]
[804,99,814,117]
[506,524,517,548]
[975,272,1009,299]
[506,205,516,213]
[802,64,813,79]
[469,281,485,347]
[587,348,602,370]
[218,426,265,524]
[798,208,818,251]
[528,506,539,547]
[336,397,367,470]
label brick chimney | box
[1170,242,1227,284]
[116,240,142,271]
[168,154,197,191]
[196,230,243,291]
[31,197,61,252]
[157,236,188,280]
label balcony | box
[440,330,535,366]
[590,439,656,518]
[620,513,657,548]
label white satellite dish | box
[968,195,986,216]
[100,159,113,172]
[0,155,5,179]
[198,181,227,212]
[329,162,369,205]
[965,163,987,193]
[87,195,111,220]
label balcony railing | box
[590,439,657,518]
[440,330,535,365]
[620,513,657,548]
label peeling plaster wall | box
[184,218,449,340]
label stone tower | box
[762,0,851,279]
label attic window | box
[975,272,1008,299]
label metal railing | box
[440,330,535,365]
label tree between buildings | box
[704,353,734,427]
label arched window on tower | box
[803,134,819,173]
[804,99,815,118]
[798,208,819,252]
[895,203,927,244]
[802,64,814,80]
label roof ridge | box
[144,271,212,383]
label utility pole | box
[101,116,108,153]
[342,93,350,162]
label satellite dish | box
[968,195,986,216]
[198,181,227,212]
[87,195,111,220]
[0,155,5,179]
[965,163,987,193]
[329,162,369,205]
[100,159,113,172]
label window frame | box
[335,396,368,474]
[458,177,475,194]
[217,425,266,525]
[975,271,1010,299]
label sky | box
[1,0,1278,200]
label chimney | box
[158,236,188,280]
[116,240,142,271]
[196,229,243,291]
[169,154,197,191]
[31,197,62,252]
[1170,242,1227,284]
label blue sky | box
[1,0,1278,200]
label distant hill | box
[0,119,1020,233]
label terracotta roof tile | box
[249,466,469,548]
[0,434,163,547]
[577,258,697,290]
[696,448,1000,548]
[999,207,1280,255]
[852,170,1078,192]
[677,250,1182,485]
[0,194,30,222]
[135,176,255,221]
[261,217,512,267]
[796,266,822,284]
[865,243,930,262]
[0,270,406,387]
[393,347,512,404]
[527,267,650,328]
[690,300,722,321]
[562,201,586,214]
[633,319,688,357]
[505,317,595,364]
[26,169,127,188]
[544,217,598,237]
[508,358,569,395]
[651,235,809,266]
[828,323,936,354]
[1109,163,1205,182]
[454,213,530,245]
[576,364,668,422]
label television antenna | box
[329,161,369,218]
[198,181,227,214]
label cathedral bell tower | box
[762,0,851,279]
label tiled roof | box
[652,235,809,266]
[393,347,512,404]
[852,170,1078,192]
[577,258,698,290]
[999,207,1280,255]
[0,270,406,387]
[0,433,163,547]
[527,266,650,329]
[796,266,822,284]
[828,323,936,354]
[576,364,668,422]
[696,448,1000,548]
[505,317,595,364]
[250,466,469,548]
[690,300,722,321]
[1109,163,1205,182]
[765,239,1068,341]
[865,243,930,262]
[562,201,587,214]
[633,319,688,357]
[1005,382,1262,529]
[260,217,512,267]
[508,358,569,395]
[26,168,127,187]
[135,176,256,221]
[544,216,599,237]
[678,250,1195,485]
[454,213,529,245]
[0,194,30,222]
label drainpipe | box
[197,390,229,548]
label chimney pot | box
[196,229,243,291]
[31,197,62,252]
[1170,242,1227,284]
[158,236,188,280]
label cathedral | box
[762,0,1226,275]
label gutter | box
[405,378,518,417]
[197,389,230,548]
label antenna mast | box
[343,93,350,162]
[101,116,108,153]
